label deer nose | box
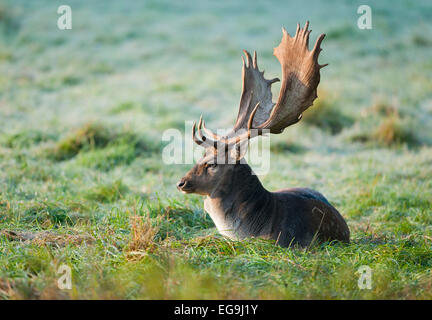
[177,179,186,189]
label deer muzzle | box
[176,178,192,193]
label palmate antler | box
[192,21,327,149]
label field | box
[0,0,431,299]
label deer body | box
[177,22,350,247]
[202,163,349,247]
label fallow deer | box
[177,22,350,247]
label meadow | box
[0,0,431,299]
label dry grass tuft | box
[373,113,410,146]
[372,110,417,146]
[362,99,399,117]
[302,90,353,134]
[0,278,70,300]
[0,230,94,247]
[126,215,159,259]
[352,102,419,147]
[0,278,15,299]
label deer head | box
[177,22,327,196]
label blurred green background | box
[0,0,431,299]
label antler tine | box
[243,50,253,68]
[312,34,328,69]
[304,20,309,33]
[219,102,263,145]
[247,102,260,135]
[192,119,219,149]
[197,116,207,142]
[303,21,312,48]
[196,115,219,149]
[192,121,204,146]
[202,119,222,140]
[312,33,325,54]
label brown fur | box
[178,161,349,248]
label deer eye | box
[205,163,217,169]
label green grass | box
[0,0,431,299]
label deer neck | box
[204,164,273,239]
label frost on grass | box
[350,102,420,147]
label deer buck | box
[177,22,349,247]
